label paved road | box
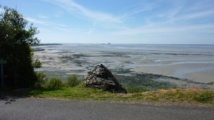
[0,97,214,120]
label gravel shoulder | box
[0,97,214,120]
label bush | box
[35,72,48,88]
[65,75,81,87]
[33,59,42,68]
[193,91,214,103]
[46,78,63,90]
[127,86,149,93]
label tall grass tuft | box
[65,75,81,87]
[35,72,48,88]
[127,86,149,93]
[193,91,214,103]
[46,78,63,90]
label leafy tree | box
[0,5,40,88]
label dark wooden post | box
[0,59,6,88]
[1,64,3,88]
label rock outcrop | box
[84,64,127,93]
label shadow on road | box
[0,88,34,104]
[0,95,17,104]
[0,87,49,105]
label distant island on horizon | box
[34,43,214,46]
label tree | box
[0,5,40,88]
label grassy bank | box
[2,85,214,106]
[1,73,213,106]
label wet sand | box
[133,63,214,89]
[186,70,214,83]
[133,63,214,83]
[32,44,214,89]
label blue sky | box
[1,0,214,44]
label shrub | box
[46,78,63,90]
[127,86,149,93]
[35,72,48,88]
[33,59,42,68]
[65,75,81,87]
[193,91,214,103]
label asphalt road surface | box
[0,97,214,120]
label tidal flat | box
[32,44,214,89]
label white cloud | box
[115,0,214,36]
[127,1,156,16]
[113,23,214,36]
[0,8,4,13]
[38,0,214,44]
[163,0,214,23]
[25,17,45,24]
[38,15,49,19]
[176,10,214,21]
[25,16,67,27]
[49,0,122,23]
[53,10,64,18]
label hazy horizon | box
[38,42,214,45]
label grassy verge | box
[1,73,213,106]
[2,85,213,106]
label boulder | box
[84,64,127,93]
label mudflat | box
[33,44,214,89]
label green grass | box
[127,86,149,93]
[116,74,173,90]
[3,85,213,106]
[65,75,82,87]
[19,84,114,101]
[45,78,63,90]
[1,72,214,106]
[193,91,214,103]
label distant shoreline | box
[32,43,62,46]
[32,44,62,52]
[33,43,214,46]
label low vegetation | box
[35,72,48,88]
[65,75,82,87]
[33,59,42,68]
[1,73,213,106]
[116,74,174,91]
[3,85,213,106]
[45,78,63,90]
[127,86,149,93]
